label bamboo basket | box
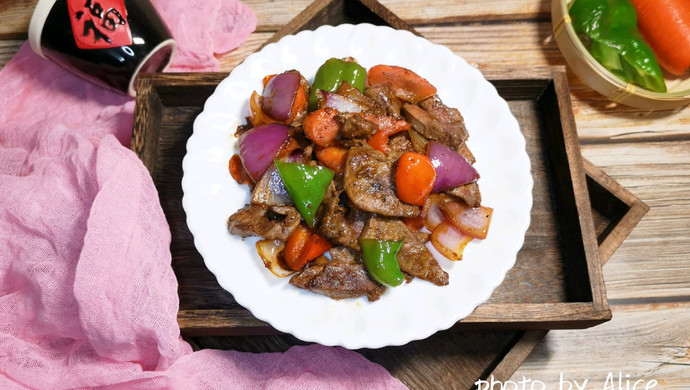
[552,0,690,110]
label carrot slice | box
[315,145,348,173]
[283,224,331,271]
[302,107,339,147]
[395,152,436,206]
[362,114,410,153]
[283,224,311,270]
[367,65,437,103]
[299,233,332,265]
[630,0,690,75]
[228,154,253,185]
[276,138,300,159]
[403,217,426,231]
[286,83,308,123]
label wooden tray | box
[133,68,615,332]
[131,0,648,387]
[131,70,647,386]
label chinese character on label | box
[68,0,132,49]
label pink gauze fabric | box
[0,1,408,389]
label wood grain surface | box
[3,0,689,387]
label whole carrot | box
[630,0,690,76]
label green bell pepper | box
[360,239,405,288]
[309,58,367,111]
[570,0,666,92]
[274,161,334,228]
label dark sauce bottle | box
[40,0,174,95]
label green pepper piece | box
[570,0,666,93]
[360,239,405,288]
[274,161,334,228]
[309,58,367,111]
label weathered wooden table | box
[2,0,688,388]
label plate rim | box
[182,23,533,349]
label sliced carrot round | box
[228,154,253,186]
[367,65,437,103]
[395,152,436,206]
[315,145,348,173]
[302,107,339,147]
[283,224,311,270]
[299,234,332,264]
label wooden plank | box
[381,0,548,24]
[176,302,612,334]
[462,303,610,327]
[512,303,690,388]
[416,24,690,141]
[0,0,35,39]
[583,159,650,263]
[492,172,640,382]
[0,0,552,39]
[487,330,549,382]
[0,40,23,69]
[244,0,548,30]
[218,32,272,70]
[260,0,418,48]
[243,0,312,31]
[581,141,690,301]
[546,71,608,312]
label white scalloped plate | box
[182,24,532,349]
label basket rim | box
[554,0,690,102]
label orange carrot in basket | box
[630,0,690,76]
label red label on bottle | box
[68,0,133,50]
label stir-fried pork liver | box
[364,84,403,117]
[290,247,385,301]
[317,185,370,251]
[360,216,449,286]
[343,146,421,218]
[227,205,301,241]
[336,113,378,139]
[402,103,468,149]
[388,133,415,154]
[419,95,467,126]
[457,142,476,164]
[445,182,481,207]
[230,64,492,301]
